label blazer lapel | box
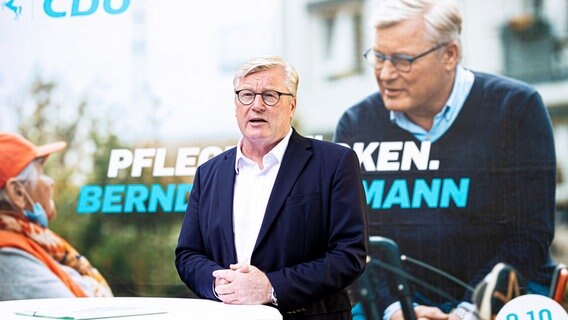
[216,149,238,262]
[254,130,312,249]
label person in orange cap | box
[0,132,113,300]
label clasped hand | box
[212,262,272,305]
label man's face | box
[235,67,296,151]
[26,163,57,221]
[373,15,458,123]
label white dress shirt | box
[233,129,293,263]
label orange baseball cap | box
[0,132,67,188]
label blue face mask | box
[24,203,49,228]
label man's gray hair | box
[371,0,462,57]
[233,56,300,96]
[0,159,41,208]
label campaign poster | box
[1,0,567,309]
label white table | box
[0,297,282,320]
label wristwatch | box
[453,307,468,320]
[270,287,278,306]
[452,305,475,320]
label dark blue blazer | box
[176,130,367,316]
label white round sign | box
[496,295,568,320]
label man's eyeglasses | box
[363,42,449,73]
[235,89,294,106]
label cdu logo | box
[1,0,130,19]
[2,0,22,19]
[44,0,131,18]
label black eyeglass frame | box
[363,42,450,72]
[234,89,294,106]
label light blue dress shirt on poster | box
[390,65,474,143]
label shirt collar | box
[235,128,293,174]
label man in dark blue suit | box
[175,56,368,319]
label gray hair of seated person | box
[0,159,41,209]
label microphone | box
[368,236,481,320]
[369,236,416,320]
